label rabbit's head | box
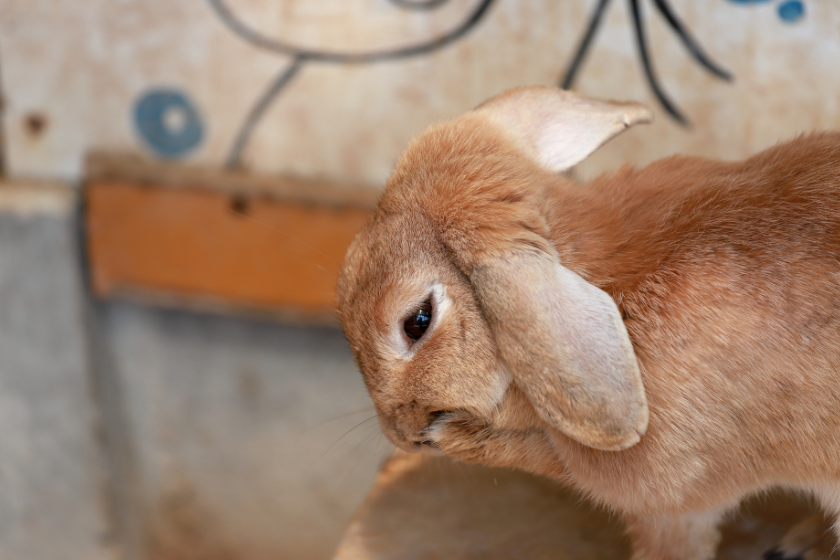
[337,86,653,454]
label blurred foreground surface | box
[337,452,827,560]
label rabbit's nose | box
[392,402,447,440]
[392,401,429,436]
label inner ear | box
[475,86,653,173]
[470,250,648,451]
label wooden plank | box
[84,154,375,324]
[85,152,380,209]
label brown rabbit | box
[766,513,840,560]
[336,86,840,560]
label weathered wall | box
[0,181,391,560]
[1,0,837,186]
[97,302,391,560]
[0,184,116,560]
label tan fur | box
[336,87,840,560]
[769,513,840,560]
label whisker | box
[302,407,377,433]
[374,433,386,460]
[328,425,391,485]
[357,429,386,454]
[302,261,337,280]
[311,415,379,468]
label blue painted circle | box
[134,89,203,158]
[778,0,804,22]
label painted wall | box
[1,0,837,187]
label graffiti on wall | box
[132,0,807,165]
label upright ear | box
[475,86,653,173]
[472,250,648,451]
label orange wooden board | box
[85,179,373,323]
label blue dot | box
[778,0,804,22]
[134,89,204,158]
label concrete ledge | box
[0,180,74,216]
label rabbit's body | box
[538,134,840,513]
[337,87,840,559]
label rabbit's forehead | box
[371,242,456,320]
[358,211,446,287]
[339,211,451,330]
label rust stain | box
[24,112,47,137]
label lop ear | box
[472,250,648,451]
[476,86,652,173]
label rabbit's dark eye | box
[404,301,432,342]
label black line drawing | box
[390,0,451,11]
[207,0,496,168]
[562,0,732,126]
[208,0,745,167]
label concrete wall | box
[0,184,116,560]
[97,302,391,560]
[0,183,391,559]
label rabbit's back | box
[550,133,840,514]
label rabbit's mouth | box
[415,410,459,455]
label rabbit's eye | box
[404,301,432,342]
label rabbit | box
[765,513,840,560]
[335,85,840,560]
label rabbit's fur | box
[766,513,840,560]
[336,86,840,560]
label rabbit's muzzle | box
[386,401,452,455]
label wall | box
[0,182,392,560]
[1,0,837,186]
[0,2,837,559]
[0,184,116,560]
[95,301,392,560]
